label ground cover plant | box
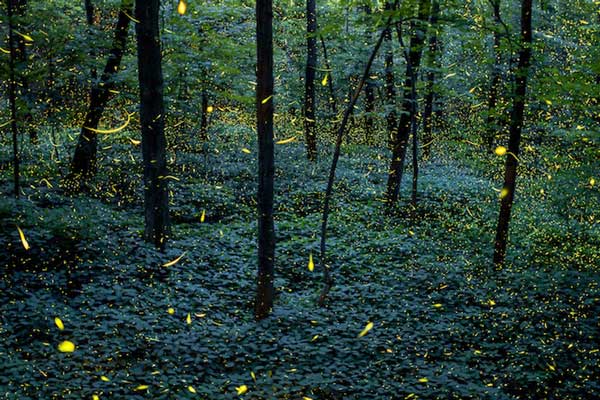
[1,0,599,399]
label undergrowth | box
[0,124,598,399]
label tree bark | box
[135,0,170,250]
[71,0,133,179]
[11,0,36,143]
[410,66,419,206]
[7,0,20,197]
[493,0,532,266]
[304,0,318,160]
[319,35,337,115]
[200,88,209,141]
[255,0,276,319]
[84,0,97,82]
[422,0,440,159]
[383,1,397,148]
[485,0,503,149]
[363,5,376,142]
[593,13,600,123]
[385,0,431,207]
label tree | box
[199,88,209,141]
[385,0,431,207]
[70,0,133,179]
[255,0,276,319]
[383,0,397,147]
[362,4,376,142]
[135,0,170,250]
[84,0,97,82]
[304,0,318,160]
[6,0,20,197]
[319,35,337,115]
[421,0,440,159]
[11,0,36,143]
[493,0,533,266]
[485,0,505,150]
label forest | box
[0,0,599,398]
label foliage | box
[2,137,599,398]
[1,0,599,398]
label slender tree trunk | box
[46,56,60,162]
[595,74,600,124]
[11,0,36,143]
[346,80,356,144]
[304,0,318,160]
[200,88,209,141]
[135,0,170,250]
[493,0,532,266]
[318,1,399,306]
[364,80,375,143]
[385,0,431,207]
[363,5,376,142]
[255,0,275,319]
[71,0,132,179]
[84,0,95,27]
[485,0,503,149]
[593,14,600,123]
[422,0,440,159]
[383,1,397,148]
[320,35,337,115]
[84,0,97,82]
[7,0,20,197]
[410,70,419,206]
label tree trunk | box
[255,0,276,319]
[71,0,132,179]
[385,0,431,207]
[383,1,396,148]
[135,0,170,250]
[485,0,503,149]
[11,0,36,143]
[84,0,97,82]
[46,57,60,162]
[363,5,376,142]
[200,88,209,141]
[7,0,20,197]
[493,0,532,266]
[304,0,318,160]
[410,69,419,206]
[364,80,376,143]
[422,0,440,159]
[593,14,600,123]
[320,35,337,115]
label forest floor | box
[1,124,599,399]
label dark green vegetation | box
[1,129,599,398]
[1,0,599,398]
